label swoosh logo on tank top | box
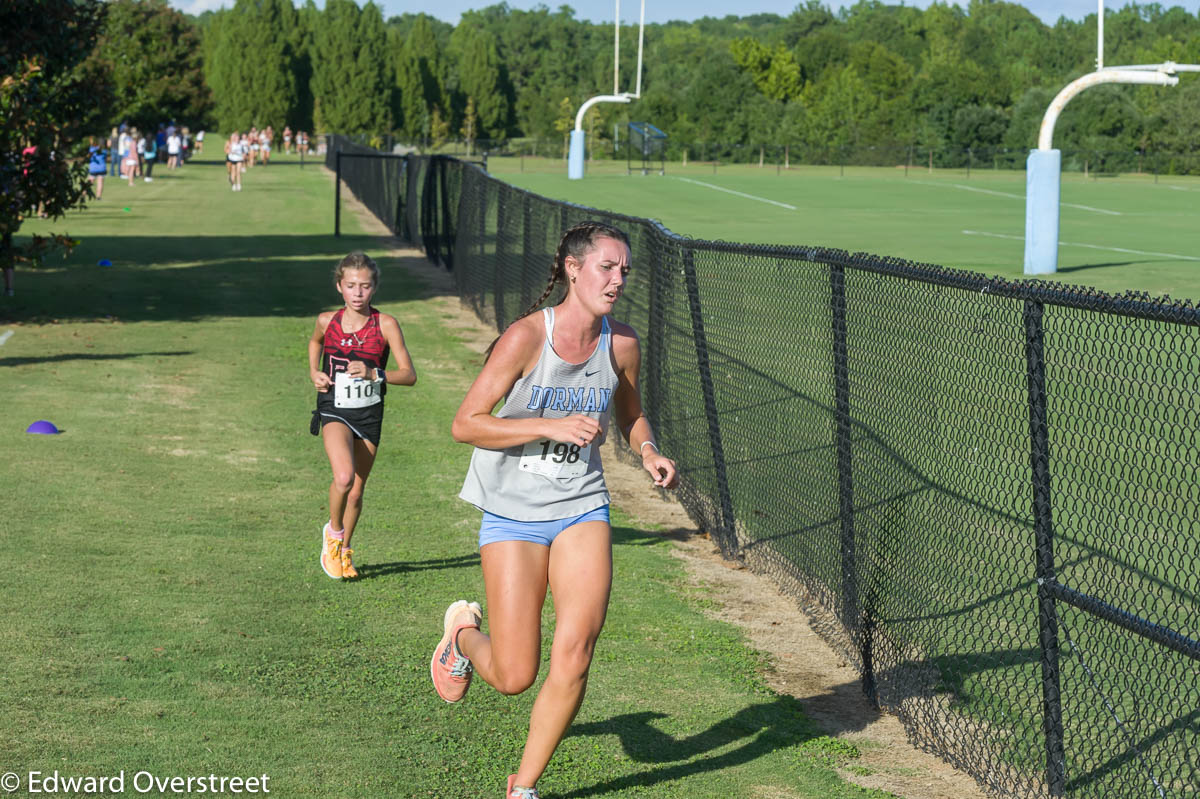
[585,370,599,377]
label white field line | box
[914,180,1122,216]
[962,229,1200,261]
[0,329,12,347]
[674,177,797,210]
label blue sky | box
[176,0,1200,25]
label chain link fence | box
[336,133,1200,177]
[327,135,1200,799]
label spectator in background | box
[181,127,191,162]
[108,127,120,177]
[156,125,167,165]
[298,131,309,156]
[225,131,244,191]
[283,126,293,155]
[246,125,259,168]
[88,136,108,199]
[142,131,157,182]
[117,127,131,177]
[167,129,181,169]
[195,130,205,154]
[123,127,140,186]
[135,130,146,178]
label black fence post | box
[681,248,736,550]
[493,188,507,326]
[334,150,342,237]
[522,192,534,307]
[644,234,666,421]
[1025,298,1066,797]
[831,261,873,704]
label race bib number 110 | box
[334,371,382,409]
[519,439,591,479]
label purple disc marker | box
[26,420,60,435]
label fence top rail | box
[336,151,408,160]
[435,155,1200,327]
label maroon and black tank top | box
[321,307,390,377]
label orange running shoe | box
[320,522,343,580]
[430,599,481,703]
[506,775,540,799]
[340,548,358,579]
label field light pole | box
[568,0,644,179]
[1024,1,1187,274]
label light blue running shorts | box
[478,505,610,548]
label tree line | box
[58,0,1200,161]
[7,1,1200,275]
[182,0,1200,162]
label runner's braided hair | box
[484,221,630,360]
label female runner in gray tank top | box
[430,222,677,799]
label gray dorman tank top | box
[459,307,620,521]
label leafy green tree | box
[88,0,211,129]
[950,104,1009,151]
[1,0,112,275]
[847,40,915,146]
[802,65,873,155]
[730,39,804,103]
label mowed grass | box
[1,142,896,797]
[487,156,1200,302]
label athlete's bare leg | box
[340,436,377,548]
[458,521,612,790]
[518,521,611,787]
[460,541,549,695]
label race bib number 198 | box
[519,439,591,479]
[334,371,382,409]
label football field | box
[489,157,1200,302]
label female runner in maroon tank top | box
[307,252,416,579]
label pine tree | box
[393,16,443,141]
[450,24,509,140]
[354,3,392,134]
[311,0,392,135]
[205,0,297,132]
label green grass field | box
[487,156,1200,302]
[1,145,901,797]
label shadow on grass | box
[1,234,449,324]
[1057,260,1143,273]
[562,694,840,797]
[0,350,193,367]
[354,553,480,580]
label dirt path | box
[336,178,991,799]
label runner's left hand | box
[643,452,678,489]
